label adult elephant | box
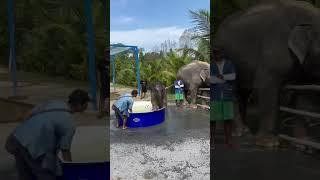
[176,60,210,105]
[150,82,167,111]
[213,0,320,147]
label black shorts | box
[6,135,59,179]
[112,105,126,121]
[141,87,147,93]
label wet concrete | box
[213,132,320,180]
[110,105,210,179]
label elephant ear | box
[288,24,312,64]
[200,69,209,82]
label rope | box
[165,84,174,90]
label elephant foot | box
[232,126,250,137]
[255,135,280,148]
[188,104,197,109]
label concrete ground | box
[110,105,210,180]
[213,131,320,180]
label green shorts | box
[210,101,234,122]
[175,93,184,100]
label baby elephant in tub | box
[150,82,167,111]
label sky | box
[110,0,210,52]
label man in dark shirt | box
[97,48,109,118]
[5,89,90,180]
[140,79,148,99]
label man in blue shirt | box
[112,90,138,129]
[5,89,90,180]
[211,47,236,148]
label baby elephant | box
[150,82,167,111]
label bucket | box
[118,108,165,128]
[62,161,109,180]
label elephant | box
[213,0,320,147]
[176,60,210,105]
[150,82,167,111]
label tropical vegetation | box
[111,9,210,90]
[0,0,107,80]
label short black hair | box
[68,89,90,106]
[131,90,138,96]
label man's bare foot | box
[122,126,127,130]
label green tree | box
[0,0,107,80]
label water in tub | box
[132,101,153,113]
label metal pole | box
[135,47,141,95]
[84,0,97,110]
[7,0,17,97]
[111,55,115,92]
[102,0,107,33]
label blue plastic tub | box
[62,161,109,180]
[118,108,165,128]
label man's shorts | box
[175,93,184,100]
[141,87,147,93]
[210,100,234,122]
[112,105,127,121]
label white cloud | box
[112,16,135,24]
[110,26,186,52]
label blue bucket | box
[118,108,165,128]
[62,161,109,180]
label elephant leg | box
[233,100,250,137]
[183,89,189,105]
[164,92,168,108]
[238,88,253,126]
[190,87,198,106]
[255,81,280,147]
[151,96,157,110]
[235,88,251,136]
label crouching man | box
[5,89,90,180]
[112,90,138,129]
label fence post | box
[7,0,17,97]
[84,0,97,110]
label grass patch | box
[167,93,175,101]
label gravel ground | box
[110,106,210,180]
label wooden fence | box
[279,84,320,150]
[196,88,210,110]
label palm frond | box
[189,9,210,40]
[176,48,206,61]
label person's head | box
[213,47,223,62]
[68,89,90,113]
[131,90,138,97]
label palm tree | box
[178,9,210,62]
[189,9,210,41]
